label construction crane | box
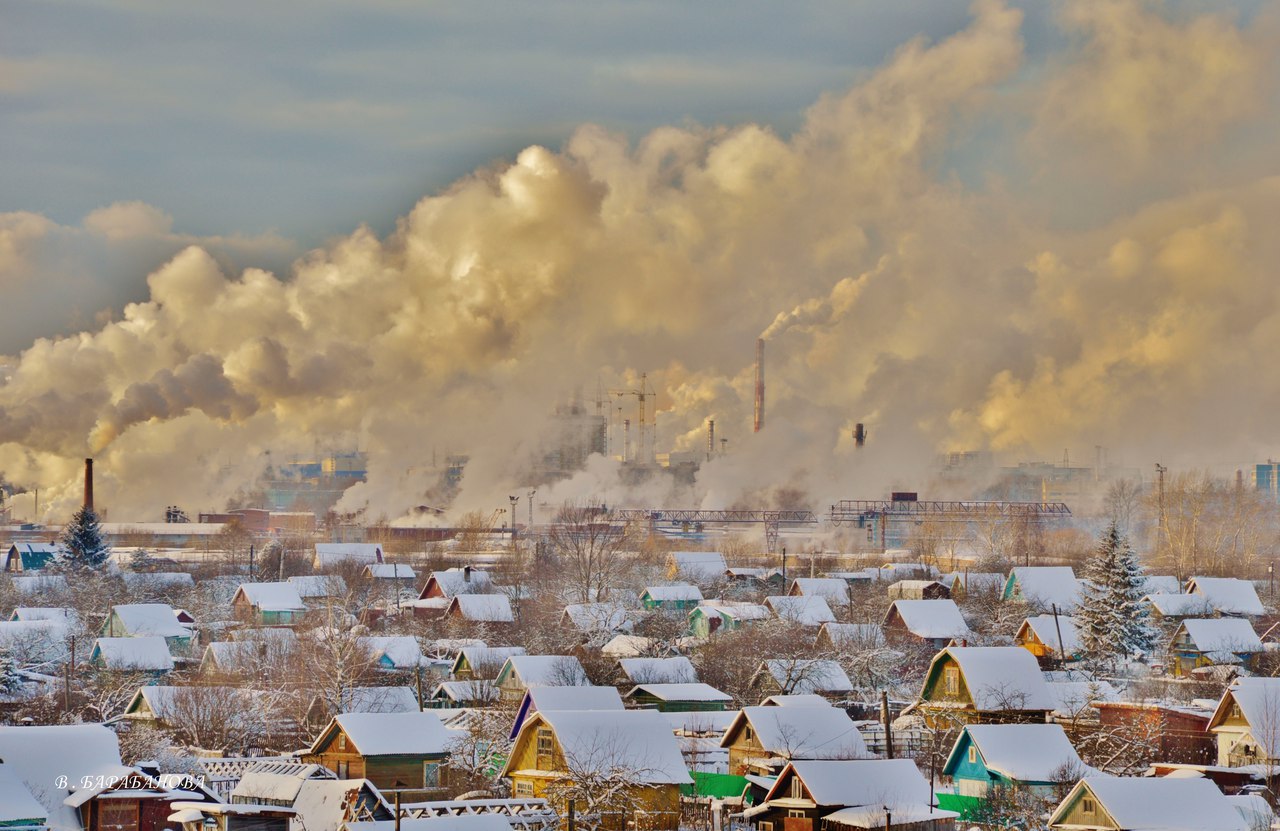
[610,372,651,463]
[612,507,818,554]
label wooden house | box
[749,660,852,699]
[494,655,589,702]
[1002,567,1082,613]
[668,551,727,582]
[1047,777,1247,831]
[720,705,868,776]
[101,603,193,655]
[941,723,1087,799]
[500,709,691,830]
[4,542,59,573]
[815,622,884,651]
[617,656,698,685]
[940,572,1004,601]
[763,596,835,628]
[1094,700,1213,765]
[887,579,950,601]
[882,600,971,648]
[1185,576,1265,617]
[1206,677,1280,767]
[625,683,732,712]
[508,685,625,740]
[302,711,453,800]
[688,601,770,638]
[90,636,174,674]
[787,578,850,605]
[1015,614,1082,663]
[910,647,1053,727]
[230,583,305,626]
[1167,618,1262,678]
[419,566,493,600]
[446,593,515,624]
[639,584,703,611]
[747,760,957,831]
[451,646,527,680]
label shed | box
[883,599,971,646]
[1002,567,1082,612]
[764,595,836,627]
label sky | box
[2,0,1280,522]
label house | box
[90,636,175,673]
[305,685,421,725]
[447,593,515,624]
[748,759,957,831]
[815,622,884,650]
[887,580,950,601]
[501,709,692,830]
[0,765,46,828]
[1141,592,1217,620]
[1094,700,1214,765]
[560,603,633,636]
[1207,676,1280,767]
[428,679,501,709]
[640,584,704,610]
[419,566,493,600]
[4,542,60,572]
[625,683,732,712]
[452,646,528,679]
[911,647,1054,726]
[762,694,834,708]
[358,636,428,670]
[1002,567,1082,612]
[688,601,770,638]
[942,723,1088,798]
[1047,776,1247,831]
[882,600,971,647]
[1185,577,1266,617]
[230,582,306,625]
[787,578,851,604]
[1015,614,1082,663]
[313,542,383,568]
[1168,618,1262,677]
[10,574,67,595]
[302,711,453,799]
[751,660,853,698]
[1140,575,1181,595]
[508,685,625,740]
[8,606,78,624]
[362,563,418,582]
[1045,680,1119,721]
[600,634,662,658]
[720,705,869,776]
[495,655,590,701]
[940,572,1005,600]
[617,657,698,685]
[764,596,836,627]
[227,761,391,827]
[288,574,347,602]
[120,685,247,727]
[102,603,193,653]
[669,551,728,582]
[0,618,72,667]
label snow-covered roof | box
[818,623,885,647]
[0,618,71,664]
[423,567,493,597]
[347,818,510,831]
[618,657,698,684]
[455,646,527,675]
[1141,575,1181,595]
[885,599,971,639]
[948,723,1086,782]
[0,765,46,823]
[789,578,850,603]
[671,551,728,579]
[758,660,852,695]
[523,709,693,785]
[334,686,421,714]
[601,634,657,658]
[526,685,625,713]
[203,640,264,671]
[762,694,834,708]
[363,563,417,580]
[1143,593,1217,617]
[562,602,633,632]
[449,593,515,622]
[502,654,590,688]
[121,572,194,590]
[769,758,928,806]
[1181,618,1263,654]
[1019,614,1082,655]
[314,543,383,566]
[725,707,867,758]
[643,584,704,602]
[359,636,427,668]
[110,602,190,637]
[664,709,736,734]
[1005,567,1083,611]
[10,574,67,594]
[1051,777,1247,831]
[433,680,500,703]
[1187,577,1266,616]
[696,600,771,621]
[941,572,1005,593]
[93,636,174,671]
[8,606,77,624]
[0,723,124,829]
[933,647,1055,711]
[234,582,305,612]
[1226,794,1274,831]
[291,779,390,830]
[627,683,731,702]
[1045,680,1119,718]
[1213,677,1280,759]
[326,711,453,755]
[765,595,836,627]
[288,574,347,598]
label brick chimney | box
[83,458,94,513]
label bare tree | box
[163,684,266,753]
[541,728,673,831]
[546,502,640,604]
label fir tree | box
[1078,521,1155,665]
[59,505,110,570]
[0,648,21,695]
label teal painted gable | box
[1001,573,1019,601]
[943,731,995,783]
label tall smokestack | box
[83,458,94,513]
[754,338,765,433]
[853,423,866,448]
[707,419,715,459]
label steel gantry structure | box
[612,508,818,553]
[828,499,1072,552]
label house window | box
[536,728,555,765]
[745,725,754,742]
[759,823,774,831]
[787,810,807,819]
[967,746,977,764]
[423,762,439,788]
[515,780,534,797]
[790,777,804,799]
[338,734,347,750]
[337,761,349,778]
[1082,797,1096,815]
[944,667,960,696]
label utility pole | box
[1051,604,1067,667]
[248,544,255,581]
[528,489,535,527]
[881,690,894,759]
[416,666,424,711]
[1155,463,1169,576]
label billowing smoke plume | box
[2,0,1278,521]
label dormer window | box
[790,777,804,799]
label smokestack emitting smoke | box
[0,1,1277,520]
[854,424,867,448]
[83,458,93,512]
[754,338,765,434]
[707,419,715,459]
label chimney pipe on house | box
[83,458,94,513]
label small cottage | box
[303,711,453,799]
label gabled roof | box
[1178,618,1262,654]
[1048,776,1247,831]
[0,765,46,823]
[1187,577,1266,616]
[940,572,1005,593]
[498,654,589,688]
[510,685,625,741]
[756,660,852,695]
[92,636,174,671]
[765,595,836,627]
[670,551,728,579]
[943,723,1086,782]
[561,602,632,632]
[885,599,971,640]
[1004,567,1082,611]
[234,582,305,612]
[643,584,704,602]
[448,593,515,622]
[762,694,833,708]
[618,657,698,684]
[289,574,348,598]
[788,578,849,603]
[11,574,67,594]
[722,706,867,758]
[109,603,190,637]
[363,563,417,580]
[124,685,244,720]
[433,680,500,704]
[8,606,77,623]
[923,647,1054,711]
[421,567,493,598]
[317,711,452,756]
[507,709,692,785]
[694,600,771,622]
[1208,677,1280,759]
[765,758,927,805]
[1018,614,1082,655]
[1141,575,1181,595]
[452,646,527,676]
[331,686,421,714]
[0,723,124,829]
[817,622,885,647]
[359,636,427,668]
[1143,593,1217,617]
[601,634,658,658]
[627,683,731,703]
[314,543,383,566]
